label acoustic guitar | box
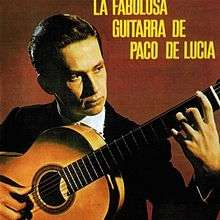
[0,81,219,219]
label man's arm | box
[141,91,219,219]
[0,108,32,219]
[0,107,21,153]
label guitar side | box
[0,124,125,220]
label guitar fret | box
[82,156,98,180]
[68,162,85,188]
[88,153,104,177]
[70,164,83,187]
[81,158,93,182]
[122,135,132,155]
[107,146,118,165]
[86,155,99,178]
[102,147,118,170]
[66,166,78,191]
[210,85,220,107]
[150,124,160,142]
[76,161,88,185]
[139,127,149,144]
[159,118,169,135]
[130,131,139,147]
[62,167,78,192]
[93,152,105,175]
[100,149,111,169]
[123,132,140,153]
[114,140,125,160]
[133,128,147,147]
[93,150,109,174]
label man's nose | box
[81,74,98,97]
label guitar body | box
[0,124,125,220]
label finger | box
[171,128,186,146]
[171,129,191,156]
[0,203,21,220]
[176,112,188,129]
[185,107,203,131]
[10,186,31,196]
[1,185,31,208]
[171,129,196,162]
[176,112,195,137]
[196,91,214,124]
[2,194,26,212]
[4,185,31,204]
[181,121,196,139]
[176,112,187,123]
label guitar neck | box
[141,81,220,142]
[60,81,220,194]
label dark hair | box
[28,14,103,77]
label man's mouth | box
[81,95,104,109]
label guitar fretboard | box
[59,81,220,194]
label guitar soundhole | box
[32,165,75,214]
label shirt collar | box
[56,101,106,137]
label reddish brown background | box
[1,0,220,198]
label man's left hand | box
[172,91,220,178]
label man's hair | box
[28,14,103,77]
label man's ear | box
[37,75,54,94]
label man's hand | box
[0,181,31,219]
[172,91,220,177]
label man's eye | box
[94,65,104,73]
[69,74,81,82]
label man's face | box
[54,36,107,120]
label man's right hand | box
[0,182,31,219]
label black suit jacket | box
[1,102,219,219]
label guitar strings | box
[31,172,61,194]
[31,181,71,214]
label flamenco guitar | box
[0,81,220,219]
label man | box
[0,14,219,219]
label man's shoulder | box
[104,102,138,141]
[14,102,56,114]
[2,102,57,122]
[105,102,137,127]
[1,101,61,131]
[0,101,61,153]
